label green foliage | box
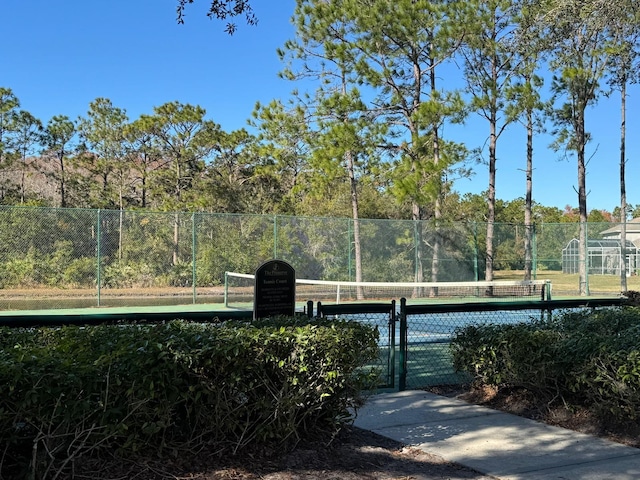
[451,307,640,423]
[0,205,624,290]
[0,318,379,478]
[162,261,192,287]
[0,239,97,288]
[61,257,96,287]
[549,308,640,420]
[102,261,154,288]
[451,322,563,393]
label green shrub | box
[102,261,155,288]
[561,310,640,421]
[0,241,94,288]
[0,248,42,287]
[451,322,563,395]
[0,318,379,478]
[160,261,192,287]
[451,307,640,423]
[62,257,96,287]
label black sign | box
[254,260,296,319]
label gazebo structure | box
[562,238,640,275]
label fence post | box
[96,209,101,307]
[348,218,352,282]
[585,222,590,296]
[224,272,229,308]
[532,223,538,280]
[399,297,408,391]
[192,212,197,304]
[473,222,479,282]
[389,299,396,389]
[273,215,277,259]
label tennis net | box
[223,272,551,308]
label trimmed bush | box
[451,307,640,422]
[451,322,564,395]
[0,318,379,478]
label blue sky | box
[2,0,639,214]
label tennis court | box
[315,295,625,390]
[317,304,550,389]
[0,274,625,393]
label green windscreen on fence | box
[0,206,633,311]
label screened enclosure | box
[562,238,640,275]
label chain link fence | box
[310,298,626,391]
[397,298,626,390]
[0,206,638,310]
[316,302,397,390]
[399,303,546,389]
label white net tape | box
[224,272,551,307]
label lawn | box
[493,269,637,297]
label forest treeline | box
[1,0,639,292]
[0,90,635,222]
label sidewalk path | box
[354,390,640,480]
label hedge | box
[0,317,379,479]
[451,307,640,422]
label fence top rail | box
[400,297,625,315]
[317,301,396,316]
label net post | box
[306,300,314,318]
[399,297,407,392]
[545,280,552,301]
[223,271,229,308]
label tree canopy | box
[176,0,257,34]
[1,0,638,290]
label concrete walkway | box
[354,390,640,480]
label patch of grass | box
[493,270,638,297]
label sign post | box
[254,260,296,320]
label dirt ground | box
[69,385,640,480]
[73,425,492,480]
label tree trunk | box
[485,116,497,285]
[173,213,180,266]
[173,156,182,266]
[620,79,628,291]
[413,203,424,298]
[20,148,27,204]
[59,152,66,208]
[485,45,499,287]
[119,184,124,262]
[577,109,588,296]
[337,67,364,299]
[524,106,534,282]
[346,149,364,300]
[429,46,442,295]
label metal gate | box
[315,301,397,389]
[397,297,626,391]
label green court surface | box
[369,342,471,392]
[0,302,259,326]
[403,342,470,389]
[0,296,331,327]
